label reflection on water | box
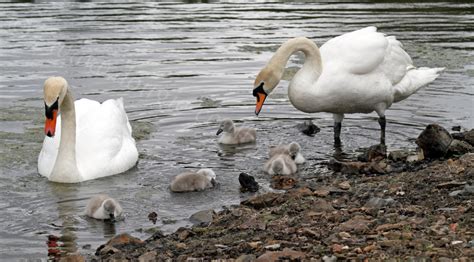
[0,1,472,259]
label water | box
[0,1,472,259]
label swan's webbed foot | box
[378,116,386,145]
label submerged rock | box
[271,175,297,190]
[416,124,452,159]
[447,139,473,157]
[239,172,259,192]
[389,150,410,162]
[190,210,215,226]
[451,129,474,146]
[358,144,387,162]
[296,119,320,137]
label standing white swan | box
[37,77,139,183]
[252,26,444,145]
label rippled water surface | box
[0,1,472,259]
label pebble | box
[264,243,281,250]
[338,181,351,190]
[322,255,337,262]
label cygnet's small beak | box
[216,128,223,136]
[109,213,116,222]
[211,178,217,187]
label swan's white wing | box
[320,26,388,75]
[75,98,138,180]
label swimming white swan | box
[216,119,256,145]
[85,194,123,220]
[37,77,139,183]
[252,26,444,145]
[270,142,305,164]
[264,154,297,175]
[170,168,217,192]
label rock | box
[138,251,157,262]
[437,181,467,189]
[449,190,464,197]
[452,129,474,146]
[322,255,337,262]
[313,188,330,197]
[236,254,257,262]
[256,248,305,261]
[379,240,402,248]
[389,150,410,162]
[271,175,297,190]
[313,199,335,212]
[363,244,376,253]
[190,209,215,226]
[416,124,453,159]
[338,216,371,233]
[296,119,320,137]
[464,184,474,194]
[332,243,346,253]
[241,192,283,209]
[364,197,395,209]
[177,228,195,241]
[105,233,144,247]
[367,144,387,161]
[301,228,320,238]
[328,159,366,174]
[338,181,351,190]
[264,243,281,250]
[239,172,259,193]
[338,231,351,239]
[148,211,158,224]
[452,126,462,132]
[248,241,261,249]
[59,254,85,262]
[447,139,473,156]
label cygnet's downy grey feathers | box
[264,154,297,175]
[170,168,217,192]
[216,119,256,145]
[269,142,305,164]
[85,194,123,220]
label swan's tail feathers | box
[393,67,445,103]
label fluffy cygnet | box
[264,154,297,175]
[269,142,305,164]
[170,168,217,192]
[85,194,123,220]
[216,119,256,145]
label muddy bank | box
[87,127,473,261]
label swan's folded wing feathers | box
[320,27,387,75]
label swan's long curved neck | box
[50,89,81,182]
[269,37,323,81]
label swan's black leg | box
[334,121,342,147]
[378,116,386,145]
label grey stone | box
[190,209,215,226]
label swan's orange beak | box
[255,92,267,116]
[45,110,57,137]
[253,83,267,116]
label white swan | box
[216,119,256,145]
[85,194,123,220]
[270,142,305,164]
[170,168,217,193]
[264,154,297,176]
[252,26,444,145]
[37,77,139,183]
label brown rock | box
[313,188,330,197]
[416,124,453,158]
[331,243,345,253]
[376,222,407,232]
[338,231,351,239]
[447,139,473,156]
[367,144,387,162]
[59,254,85,262]
[300,228,320,238]
[379,240,402,248]
[363,244,377,253]
[339,216,372,233]
[271,175,297,190]
[328,159,366,174]
[338,181,351,190]
[176,242,186,249]
[256,248,306,262]
[138,251,157,262]
[105,233,144,247]
[242,192,283,209]
[236,254,257,262]
[313,199,334,212]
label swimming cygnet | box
[264,154,297,175]
[85,194,122,220]
[170,168,217,193]
[216,119,256,145]
[269,142,305,164]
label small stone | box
[271,175,297,190]
[379,240,401,247]
[296,119,320,137]
[438,257,453,262]
[313,188,330,197]
[248,241,261,249]
[241,192,283,209]
[148,211,158,224]
[322,255,337,262]
[331,243,348,253]
[105,233,143,247]
[59,254,85,262]
[301,228,319,238]
[264,243,281,250]
[452,126,462,132]
[449,190,464,197]
[82,244,91,250]
[339,216,371,233]
[338,231,351,239]
[236,254,257,262]
[367,144,387,162]
[338,181,351,190]
[389,150,410,162]
[256,248,305,261]
[364,197,395,209]
[363,244,376,252]
[138,251,157,262]
[451,240,463,246]
[447,139,473,157]
[190,209,215,226]
[176,243,186,249]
